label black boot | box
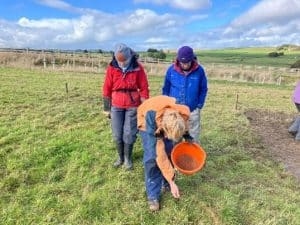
[113,142,124,168]
[124,144,133,170]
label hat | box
[114,43,132,62]
[177,46,194,63]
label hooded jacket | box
[137,95,190,182]
[102,53,149,108]
[162,59,208,112]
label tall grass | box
[0,67,299,225]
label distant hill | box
[276,44,300,51]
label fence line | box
[0,50,299,85]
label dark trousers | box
[111,106,137,145]
[140,131,173,201]
[295,103,300,112]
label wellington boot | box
[124,144,133,170]
[295,130,300,141]
[113,142,124,168]
[288,116,300,134]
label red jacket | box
[102,56,149,108]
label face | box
[117,58,130,69]
[179,61,192,71]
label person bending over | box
[137,95,193,211]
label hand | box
[103,111,111,119]
[155,129,164,139]
[169,180,180,199]
[103,97,111,111]
[183,132,194,143]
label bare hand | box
[169,181,180,199]
[102,111,111,119]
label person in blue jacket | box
[162,46,208,143]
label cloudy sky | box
[0,0,299,51]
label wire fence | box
[1,49,299,85]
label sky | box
[0,0,299,51]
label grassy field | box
[163,47,300,68]
[0,66,300,225]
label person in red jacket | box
[103,43,149,170]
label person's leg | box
[189,108,201,143]
[295,131,300,141]
[140,131,162,211]
[123,107,138,170]
[288,116,300,134]
[295,103,300,112]
[111,107,125,167]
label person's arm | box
[197,67,208,109]
[162,67,172,95]
[102,66,113,117]
[155,138,180,198]
[155,138,174,182]
[137,64,150,101]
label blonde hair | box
[162,109,186,142]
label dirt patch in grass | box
[245,109,300,181]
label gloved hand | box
[103,97,111,119]
[103,97,111,111]
[182,132,194,143]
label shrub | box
[147,49,167,60]
[268,51,284,57]
[291,60,300,68]
[268,52,279,57]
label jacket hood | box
[173,59,200,75]
[110,52,139,72]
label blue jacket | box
[162,60,208,111]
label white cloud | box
[36,0,73,11]
[0,0,300,50]
[218,0,300,48]
[230,0,300,28]
[18,17,70,30]
[115,9,177,34]
[145,37,169,43]
[53,15,94,43]
[134,0,212,10]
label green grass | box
[0,67,299,225]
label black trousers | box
[295,103,300,112]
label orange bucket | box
[171,142,206,175]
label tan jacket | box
[137,95,190,182]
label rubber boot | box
[295,132,300,141]
[124,144,133,170]
[288,116,300,134]
[113,142,124,168]
[295,121,300,141]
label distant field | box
[0,46,300,85]
[162,47,300,68]
[2,46,300,69]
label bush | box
[291,60,300,68]
[268,51,284,57]
[147,49,166,60]
[268,52,279,57]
